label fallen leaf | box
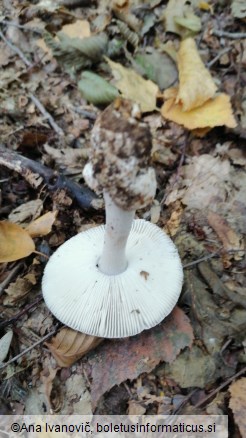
[0,331,13,363]
[84,307,194,408]
[78,71,119,105]
[60,20,91,39]
[3,274,37,305]
[133,49,178,90]
[165,202,184,236]
[229,378,246,438]
[162,92,237,130]
[46,327,103,367]
[174,13,201,35]
[106,58,158,112]
[163,0,200,36]
[8,200,43,225]
[207,211,244,259]
[0,221,35,263]
[26,211,58,238]
[176,38,217,111]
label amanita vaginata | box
[42,99,183,338]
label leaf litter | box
[0,0,245,426]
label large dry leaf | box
[26,211,58,238]
[106,58,158,112]
[207,211,244,260]
[0,221,35,263]
[46,327,103,367]
[229,378,246,438]
[84,307,194,408]
[176,38,217,111]
[162,92,237,130]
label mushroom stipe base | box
[42,219,183,338]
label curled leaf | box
[46,327,103,367]
[0,221,35,263]
[116,20,139,47]
[176,38,217,111]
[78,71,119,105]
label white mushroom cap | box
[42,219,183,338]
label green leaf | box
[78,71,119,105]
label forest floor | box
[0,0,246,436]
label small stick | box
[194,365,246,408]
[0,262,24,296]
[212,30,246,40]
[0,29,32,67]
[207,47,232,68]
[29,94,65,137]
[0,295,43,329]
[0,20,43,34]
[183,250,221,268]
[0,327,59,371]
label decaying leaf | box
[46,327,103,367]
[84,307,194,408]
[106,58,158,112]
[162,92,237,130]
[0,330,13,363]
[176,38,217,111]
[59,20,91,39]
[207,211,244,260]
[229,378,246,438]
[44,144,89,173]
[26,211,58,238]
[78,71,119,105]
[8,199,43,225]
[0,221,35,263]
[4,273,37,305]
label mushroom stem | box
[98,191,135,275]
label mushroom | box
[42,99,183,338]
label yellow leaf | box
[176,38,217,111]
[161,93,237,130]
[26,211,58,238]
[106,58,158,112]
[60,20,91,39]
[0,221,35,263]
[46,327,103,367]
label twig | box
[183,250,221,269]
[0,20,43,34]
[212,29,246,40]
[0,144,99,211]
[194,365,246,408]
[0,327,59,371]
[0,29,32,67]
[207,47,232,68]
[29,94,65,137]
[0,262,24,296]
[0,295,43,329]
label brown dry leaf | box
[207,211,244,260]
[176,38,217,111]
[44,144,89,174]
[60,20,91,39]
[106,58,158,112]
[161,93,237,130]
[26,211,58,238]
[8,200,43,225]
[3,274,37,305]
[165,202,184,236]
[84,307,194,408]
[46,327,103,367]
[0,221,35,263]
[229,378,246,438]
